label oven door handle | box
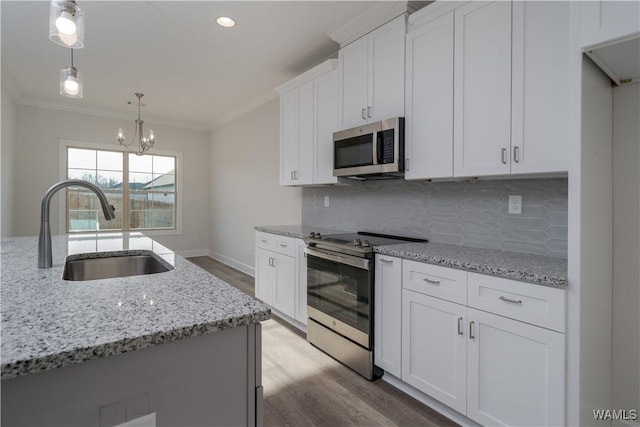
[304,248,371,271]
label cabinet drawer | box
[255,231,296,257]
[402,260,468,305]
[467,273,566,332]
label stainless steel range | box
[304,231,427,380]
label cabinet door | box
[467,308,565,426]
[314,69,338,185]
[368,14,406,123]
[273,253,296,319]
[339,36,369,129]
[402,290,467,414]
[374,255,402,377]
[295,239,308,325]
[511,1,570,175]
[280,90,299,185]
[453,1,512,177]
[405,12,454,180]
[255,248,274,305]
[580,0,640,48]
[296,82,315,185]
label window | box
[65,146,177,233]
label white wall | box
[1,84,16,237]
[10,105,210,254]
[209,99,301,275]
[612,82,640,424]
[578,57,614,425]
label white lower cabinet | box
[374,255,402,377]
[255,231,306,325]
[466,308,565,427]
[390,259,566,426]
[402,290,467,414]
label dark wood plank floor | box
[187,256,458,427]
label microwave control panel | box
[379,129,394,164]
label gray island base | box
[2,324,262,427]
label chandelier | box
[117,93,156,155]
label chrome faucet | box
[38,179,116,268]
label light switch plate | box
[324,196,330,208]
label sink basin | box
[62,250,173,281]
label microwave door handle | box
[372,131,379,165]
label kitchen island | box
[1,232,270,427]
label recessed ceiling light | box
[216,16,236,28]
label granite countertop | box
[376,242,567,288]
[0,233,270,380]
[256,225,567,288]
[254,225,348,239]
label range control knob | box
[362,240,370,247]
[354,239,362,247]
[315,232,321,239]
[309,232,319,239]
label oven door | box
[305,247,373,348]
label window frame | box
[58,139,183,236]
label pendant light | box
[49,0,84,48]
[117,93,156,155]
[60,48,83,98]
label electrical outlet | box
[324,196,330,208]
[508,195,522,215]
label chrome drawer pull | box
[423,277,440,285]
[499,296,523,305]
[380,259,393,264]
[279,244,288,248]
[469,321,475,340]
[260,239,267,243]
[457,317,463,336]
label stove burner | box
[305,231,427,256]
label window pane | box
[67,189,123,232]
[68,148,96,169]
[68,169,97,183]
[129,154,152,173]
[147,172,175,191]
[96,171,123,190]
[129,172,153,191]
[130,192,175,229]
[153,155,175,174]
[97,151,123,171]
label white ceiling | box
[1,1,381,130]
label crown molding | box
[13,98,210,132]
[329,1,431,47]
[276,59,338,95]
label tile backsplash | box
[302,178,568,258]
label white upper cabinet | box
[405,11,455,180]
[338,15,406,130]
[280,81,314,185]
[313,70,339,185]
[453,1,512,177]
[580,0,640,49]
[278,59,338,186]
[511,1,570,175]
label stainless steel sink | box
[62,250,173,281]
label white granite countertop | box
[256,225,567,288]
[0,233,270,380]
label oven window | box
[334,134,373,169]
[306,254,371,334]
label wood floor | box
[187,256,458,427]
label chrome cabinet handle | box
[290,171,295,180]
[423,277,441,285]
[367,106,372,118]
[405,158,410,171]
[279,243,288,248]
[501,148,507,164]
[362,108,366,120]
[268,257,272,267]
[457,317,463,335]
[379,259,393,264]
[513,146,520,163]
[260,239,267,243]
[469,321,475,340]
[499,296,523,305]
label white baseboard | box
[177,249,209,258]
[380,373,479,427]
[208,250,255,277]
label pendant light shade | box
[49,0,84,48]
[60,49,83,98]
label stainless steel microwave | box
[333,117,404,179]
